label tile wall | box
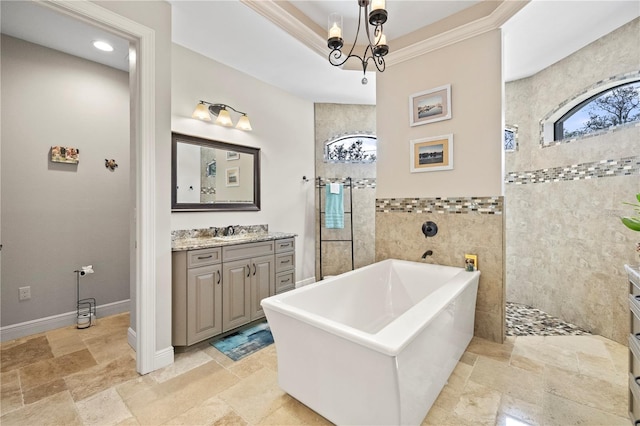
[505,17,640,344]
[314,104,377,279]
[376,197,505,343]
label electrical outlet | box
[19,286,31,301]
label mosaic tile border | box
[539,70,640,147]
[376,196,503,214]
[316,177,376,190]
[505,156,639,185]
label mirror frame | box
[171,132,261,212]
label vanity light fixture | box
[327,0,389,85]
[192,101,252,131]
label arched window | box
[554,80,640,140]
[324,134,377,163]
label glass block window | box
[554,80,640,140]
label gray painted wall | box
[1,35,130,326]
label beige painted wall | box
[376,30,503,199]
[314,103,376,279]
[505,18,640,344]
[375,30,505,342]
[170,44,316,285]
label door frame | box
[43,0,158,374]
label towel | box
[325,183,344,229]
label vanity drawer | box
[628,265,640,287]
[223,241,274,262]
[275,252,295,273]
[275,238,295,253]
[187,248,222,268]
[275,271,295,294]
[633,347,640,380]
[630,372,640,423]
[631,295,640,336]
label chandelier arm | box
[363,3,375,47]
[335,4,365,65]
[325,0,389,81]
[329,49,349,67]
[372,55,386,72]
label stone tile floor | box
[506,302,592,337]
[0,312,629,425]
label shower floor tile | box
[506,302,591,337]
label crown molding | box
[240,0,327,58]
[241,0,528,70]
[386,1,528,67]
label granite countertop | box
[172,232,297,251]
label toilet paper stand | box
[74,267,96,329]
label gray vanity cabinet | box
[275,238,296,294]
[221,260,252,331]
[222,241,275,332]
[172,247,222,346]
[172,236,294,347]
[627,265,640,423]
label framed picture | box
[206,160,216,177]
[504,125,518,152]
[51,146,79,164]
[225,167,239,186]
[409,84,451,126]
[226,151,239,161]
[410,134,453,173]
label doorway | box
[30,0,159,374]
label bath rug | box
[210,321,273,361]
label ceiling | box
[2,0,638,105]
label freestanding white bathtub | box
[261,259,480,426]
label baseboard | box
[0,299,130,342]
[154,346,174,370]
[296,277,316,288]
[128,327,136,350]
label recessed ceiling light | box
[92,40,114,52]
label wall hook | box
[105,159,118,171]
[302,175,310,183]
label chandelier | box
[327,0,389,85]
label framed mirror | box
[172,132,261,211]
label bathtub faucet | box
[421,250,433,259]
